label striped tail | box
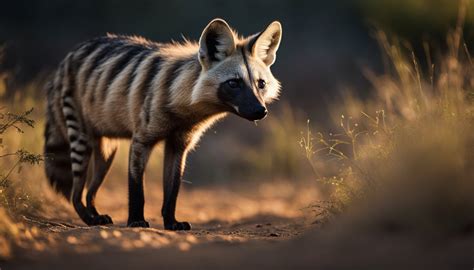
[44,82,73,199]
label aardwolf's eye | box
[227,79,240,89]
[257,79,266,89]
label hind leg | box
[85,138,116,225]
[69,135,112,226]
[68,133,98,225]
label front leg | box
[127,138,153,227]
[162,134,191,231]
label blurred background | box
[1,0,473,186]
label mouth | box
[243,113,267,121]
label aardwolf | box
[44,19,282,230]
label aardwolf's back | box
[43,35,163,198]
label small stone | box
[66,236,78,244]
[178,242,191,251]
[99,230,109,239]
[112,230,122,238]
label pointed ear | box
[198,19,236,67]
[249,21,282,66]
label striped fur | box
[44,19,282,230]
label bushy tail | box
[44,83,73,199]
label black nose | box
[252,106,267,120]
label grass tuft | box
[301,5,474,234]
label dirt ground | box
[2,180,323,269]
[2,179,474,270]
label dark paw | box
[86,214,113,226]
[165,221,191,231]
[94,214,113,225]
[127,220,150,228]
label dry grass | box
[301,5,474,236]
[0,104,47,260]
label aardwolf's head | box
[192,19,282,121]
